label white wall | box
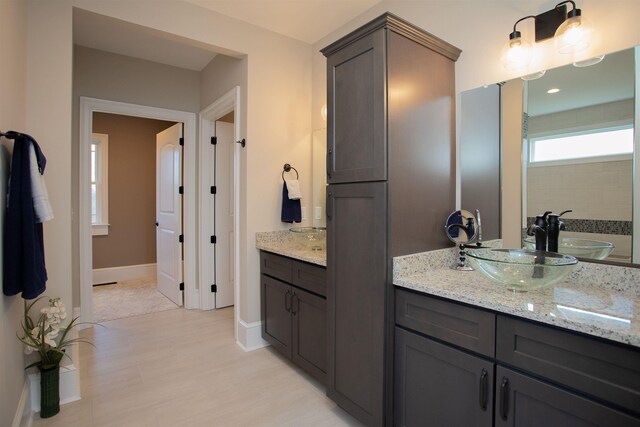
[311,0,640,130]
[28,0,312,327]
[0,1,29,426]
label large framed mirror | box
[461,45,639,265]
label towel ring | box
[282,163,299,181]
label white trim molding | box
[11,381,32,427]
[92,263,157,285]
[237,319,269,352]
[199,87,242,344]
[79,97,198,325]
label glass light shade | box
[321,104,327,122]
[554,15,593,54]
[501,35,533,72]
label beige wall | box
[0,1,28,425]
[92,113,176,270]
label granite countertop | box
[394,246,640,348]
[256,231,326,266]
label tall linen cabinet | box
[321,13,461,426]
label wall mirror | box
[461,45,639,265]
[312,127,327,228]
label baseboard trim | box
[237,319,269,351]
[11,380,32,427]
[92,263,157,285]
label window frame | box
[91,133,109,236]
[528,123,634,168]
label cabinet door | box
[395,327,494,427]
[495,366,640,427]
[326,182,387,426]
[260,275,292,358]
[291,287,326,383]
[326,29,386,184]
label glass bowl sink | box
[290,227,326,251]
[467,248,578,292]
[523,237,614,260]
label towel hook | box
[282,163,299,181]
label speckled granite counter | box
[256,231,326,266]
[394,247,640,348]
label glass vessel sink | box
[467,249,578,292]
[290,227,326,251]
[523,237,614,260]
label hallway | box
[32,308,359,426]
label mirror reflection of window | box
[91,133,109,236]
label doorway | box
[199,87,241,338]
[79,97,197,324]
[90,114,182,322]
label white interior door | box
[214,121,235,308]
[156,123,183,306]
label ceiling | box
[74,1,382,72]
[186,0,382,44]
[527,48,635,116]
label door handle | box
[479,368,488,410]
[284,290,292,312]
[291,293,299,315]
[155,222,159,227]
[326,192,333,221]
[326,148,332,179]
[499,377,509,420]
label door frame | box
[79,97,198,324]
[199,87,241,339]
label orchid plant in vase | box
[18,297,93,418]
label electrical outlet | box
[315,206,322,220]
[301,207,307,221]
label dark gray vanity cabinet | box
[395,288,640,426]
[322,13,461,426]
[395,327,494,427]
[260,251,326,383]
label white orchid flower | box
[24,345,34,355]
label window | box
[529,126,634,165]
[91,133,109,235]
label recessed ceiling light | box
[547,88,560,94]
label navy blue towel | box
[281,181,301,223]
[3,132,48,299]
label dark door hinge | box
[179,186,184,194]
[210,186,216,195]
[179,234,184,243]
[211,136,217,145]
[179,137,184,146]
[210,235,217,244]
[211,284,217,293]
[179,282,184,291]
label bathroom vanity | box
[393,248,640,426]
[256,232,327,383]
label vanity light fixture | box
[521,70,547,81]
[573,54,605,67]
[502,1,594,71]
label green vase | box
[39,364,60,418]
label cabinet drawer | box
[395,289,495,357]
[497,315,640,415]
[292,260,326,297]
[260,251,293,283]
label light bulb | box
[501,33,533,72]
[555,13,592,54]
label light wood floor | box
[32,308,361,427]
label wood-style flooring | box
[32,307,361,426]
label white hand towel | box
[285,178,302,200]
[29,144,54,223]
